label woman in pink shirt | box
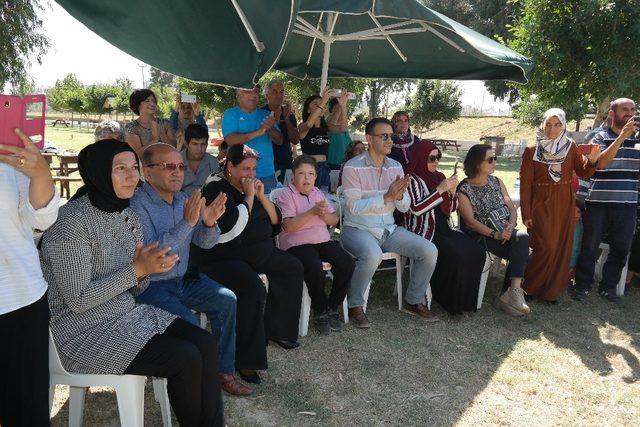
[276,156,355,335]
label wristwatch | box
[490,230,496,239]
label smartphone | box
[181,94,197,103]
[0,94,46,155]
[329,90,356,100]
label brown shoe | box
[402,301,440,322]
[219,373,253,396]
[348,306,370,329]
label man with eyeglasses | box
[129,143,253,396]
[222,85,281,193]
[340,118,439,328]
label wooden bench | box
[432,138,460,151]
[53,176,83,199]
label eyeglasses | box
[428,154,442,163]
[371,133,393,142]
[146,162,186,171]
[486,156,498,164]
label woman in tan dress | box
[520,108,600,302]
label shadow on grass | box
[222,266,640,426]
[50,265,640,426]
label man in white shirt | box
[0,128,59,426]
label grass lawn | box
[49,270,640,426]
[48,124,640,426]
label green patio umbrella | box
[55,0,298,88]
[275,0,534,89]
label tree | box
[177,70,369,117]
[424,0,523,102]
[10,79,36,96]
[47,73,84,123]
[366,79,414,118]
[149,67,175,88]
[112,78,135,121]
[82,84,115,118]
[0,0,49,88]
[407,80,462,134]
[508,0,640,127]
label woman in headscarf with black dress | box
[404,140,486,314]
[40,139,224,427]
[190,144,304,385]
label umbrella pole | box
[320,40,331,91]
[320,12,337,91]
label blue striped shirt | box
[585,128,640,204]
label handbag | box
[487,205,510,232]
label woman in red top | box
[404,141,486,314]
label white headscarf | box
[533,108,572,182]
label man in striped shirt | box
[341,118,439,328]
[571,98,640,303]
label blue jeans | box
[341,225,438,307]
[259,174,278,194]
[135,273,237,374]
[575,203,636,293]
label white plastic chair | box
[594,242,628,296]
[48,330,172,427]
[336,186,405,322]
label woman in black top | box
[190,144,304,384]
[298,89,348,190]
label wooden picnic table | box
[44,152,82,199]
[432,138,460,151]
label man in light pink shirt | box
[341,117,439,328]
[276,155,355,335]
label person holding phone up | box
[404,141,486,315]
[0,129,59,427]
[571,98,640,303]
[519,108,599,304]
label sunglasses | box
[147,162,186,171]
[486,156,498,164]
[371,133,393,142]
[428,154,442,163]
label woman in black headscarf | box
[40,139,224,427]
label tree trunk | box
[593,97,610,129]
[575,119,580,131]
[369,80,378,119]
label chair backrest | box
[49,329,71,377]
[268,187,286,204]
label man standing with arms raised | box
[572,98,640,303]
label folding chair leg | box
[617,256,630,296]
[362,282,371,313]
[199,312,207,329]
[342,297,349,323]
[153,378,172,427]
[477,253,491,309]
[48,384,56,415]
[68,386,87,427]
[115,380,146,427]
[396,256,404,310]
[299,283,311,337]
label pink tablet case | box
[0,94,46,155]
